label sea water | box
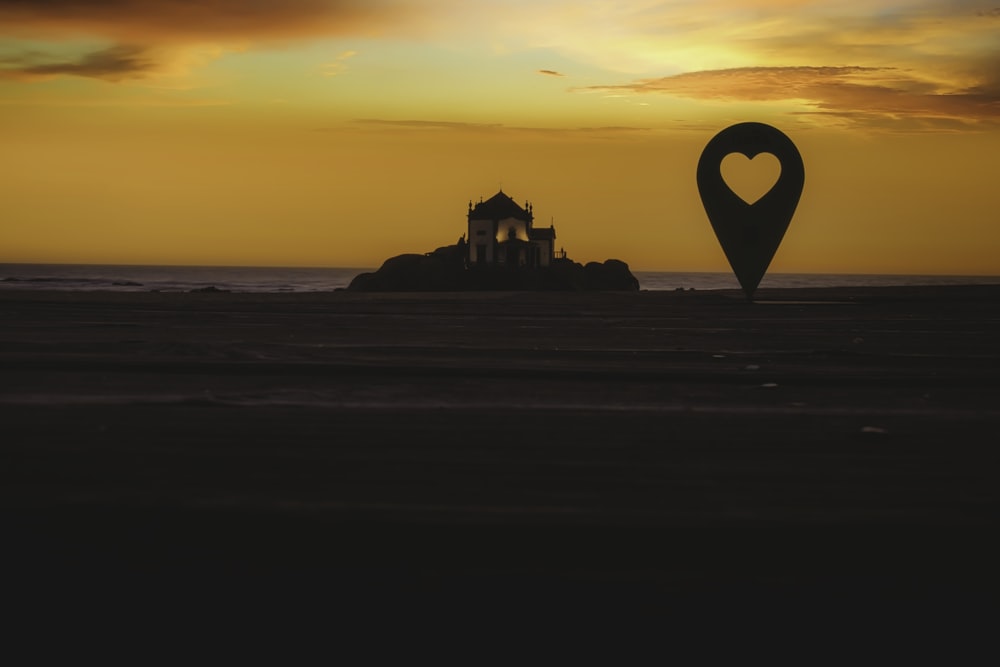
[631,271,1000,291]
[0,264,368,293]
[2,263,999,293]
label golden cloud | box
[577,66,1000,128]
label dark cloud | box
[1,44,154,81]
[577,66,1000,128]
[538,69,564,77]
[0,1,416,82]
[0,1,413,42]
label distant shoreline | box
[2,262,1000,293]
[3,282,1000,301]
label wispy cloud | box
[320,49,357,77]
[538,69,564,77]
[352,119,504,131]
[349,119,650,137]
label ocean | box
[2,263,999,293]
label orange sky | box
[1,1,998,273]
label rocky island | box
[348,190,639,291]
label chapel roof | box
[469,190,532,222]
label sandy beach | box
[2,286,998,649]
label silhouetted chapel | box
[467,190,557,268]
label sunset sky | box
[1,1,998,273]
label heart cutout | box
[721,152,780,205]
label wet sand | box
[2,286,998,649]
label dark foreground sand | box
[2,286,998,652]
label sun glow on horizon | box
[1,1,998,274]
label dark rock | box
[348,244,467,291]
[349,244,639,292]
[584,259,641,291]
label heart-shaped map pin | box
[697,122,804,300]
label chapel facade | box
[467,190,557,268]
